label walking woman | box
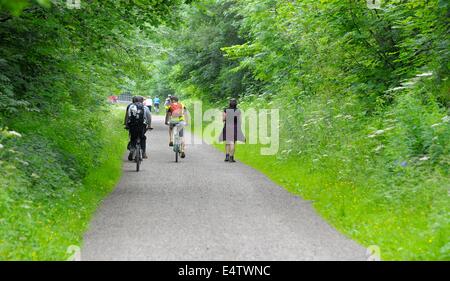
[219,98,245,162]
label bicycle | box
[132,127,152,172]
[134,135,143,172]
[170,121,185,162]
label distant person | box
[153,96,160,113]
[219,98,245,162]
[144,96,153,112]
[164,94,172,110]
[163,95,173,147]
[108,95,117,104]
[165,96,189,158]
[125,96,152,160]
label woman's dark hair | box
[229,98,237,109]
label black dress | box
[219,108,246,143]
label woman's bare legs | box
[229,142,236,162]
[229,142,235,156]
[225,144,230,161]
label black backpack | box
[127,102,145,127]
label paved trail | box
[82,116,366,260]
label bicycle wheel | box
[175,144,179,163]
[136,144,141,172]
[173,125,179,162]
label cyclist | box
[164,94,172,147]
[165,96,189,158]
[124,96,139,125]
[164,94,172,110]
[153,96,160,113]
[125,96,152,160]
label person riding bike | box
[125,96,152,160]
[153,96,160,113]
[164,94,173,147]
[165,96,189,158]
[164,94,172,109]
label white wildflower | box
[442,116,449,123]
[16,159,29,166]
[8,131,22,138]
[388,86,407,92]
[416,72,433,77]
[431,123,441,128]
[0,143,3,149]
[374,145,384,152]
[419,156,429,161]
[401,81,416,88]
[368,129,386,138]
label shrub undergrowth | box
[0,106,127,260]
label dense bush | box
[0,109,128,259]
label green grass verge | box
[218,144,448,261]
[0,106,127,260]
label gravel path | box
[82,116,366,260]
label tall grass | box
[0,106,127,260]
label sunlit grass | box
[208,141,449,260]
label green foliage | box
[150,0,263,101]
[0,0,187,121]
